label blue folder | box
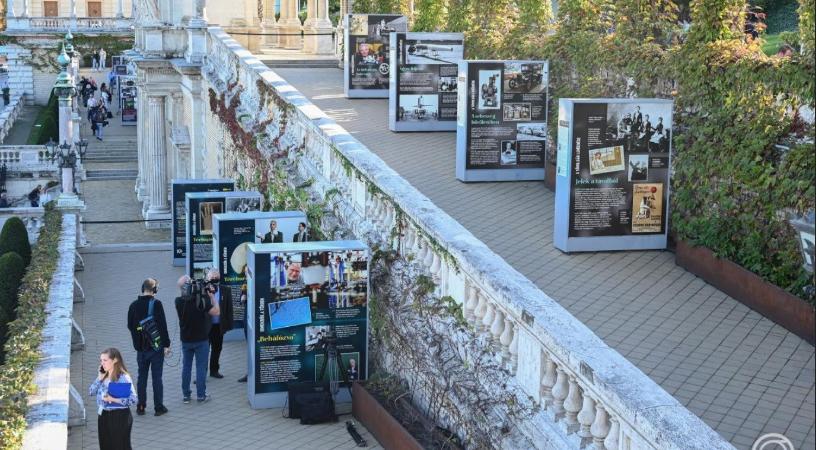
[107,382,132,399]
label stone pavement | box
[68,248,380,450]
[67,68,381,449]
[272,66,815,450]
[3,103,39,145]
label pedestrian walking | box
[127,278,171,417]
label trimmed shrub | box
[25,90,59,145]
[0,218,30,267]
[0,252,25,322]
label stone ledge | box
[22,213,80,450]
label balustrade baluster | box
[577,392,596,440]
[540,356,556,408]
[564,377,583,433]
[422,241,434,268]
[499,319,513,364]
[464,285,478,323]
[481,300,496,333]
[551,367,569,416]
[473,294,488,330]
[490,309,505,351]
[591,404,610,450]
[508,325,518,370]
[604,418,620,450]
[428,252,441,281]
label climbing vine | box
[0,34,133,71]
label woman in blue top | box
[89,348,138,450]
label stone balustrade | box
[0,206,45,241]
[0,145,57,172]
[5,16,134,32]
[22,213,86,450]
[204,27,735,449]
[0,95,25,144]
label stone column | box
[145,95,171,222]
[280,0,302,49]
[7,0,14,17]
[22,0,29,17]
[302,0,334,54]
[116,0,123,17]
[70,0,76,18]
[260,0,277,50]
[191,0,207,27]
[136,91,148,201]
[58,96,73,148]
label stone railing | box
[0,145,56,172]
[204,27,735,449]
[21,213,86,450]
[5,16,134,32]
[0,206,45,242]
[0,95,25,144]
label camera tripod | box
[317,335,352,397]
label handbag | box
[106,111,113,118]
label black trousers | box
[209,324,223,374]
[98,408,132,450]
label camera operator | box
[204,269,234,379]
[126,278,170,416]
[174,275,218,403]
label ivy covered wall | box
[353,0,816,302]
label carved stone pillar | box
[145,95,171,223]
[22,0,29,17]
[280,0,302,49]
[136,91,147,201]
[7,0,14,17]
[116,0,123,17]
[303,0,334,54]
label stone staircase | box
[82,137,138,180]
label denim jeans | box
[181,340,209,399]
[136,349,164,410]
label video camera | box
[182,277,220,310]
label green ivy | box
[0,204,62,450]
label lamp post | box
[49,44,86,208]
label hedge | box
[0,217,31,267]
[0,252,25,364]
[25,91,58,145]
[0,204,62,449]
[362,0,815,303]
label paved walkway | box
[68,69,381,450]
[272,66,815,450]
[3,104,39,145]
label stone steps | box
[85,169,138,180]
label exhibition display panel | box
[171,179,234,266]
[185,191,262,278]
[212,211,308,340]
[455,60,549,182]
[389,32,464,132]
[246,241,370,409]
[344,13,408,98]
[554,98,674,252]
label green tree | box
[0,218,31,267]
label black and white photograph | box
[369,16,405,39]
[404,41,463,64]
[305,325,331,351]
[439,76,458,92]
[199,202,223,234]
[478,69,501,110]
[516,122,546,140]
[226,196,261,213]
[503,62,546,94]
[628,154,649,181]
[500,140,517,166]
[588,145,626,175]
[398,94,439,121]
[607,103,672,153]
[504,103,531,121]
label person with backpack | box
[127,278,171,417]
[91,103,107,140]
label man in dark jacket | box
[127,278,171,416]
[204,269,233,378]
[175,275,219,402]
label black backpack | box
[137,299,162,351]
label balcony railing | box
[5,16,133,32]
[0,145,57,172]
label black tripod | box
[317,334,352,397]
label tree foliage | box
[0,218,31,267]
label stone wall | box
[192,27,736,450]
